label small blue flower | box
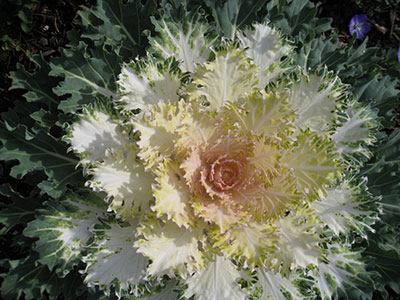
[397,46,400,63]
[349,14,371,39]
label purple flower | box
[349,14,371,39]
[397,46,400,63]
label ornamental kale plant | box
[1,1,400,300]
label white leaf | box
[117,61,180,113]
[88,146,154,219]
[272,210,322,274]
[256,268,302,300]
[183,256,247,300]
[190,49,258,111]
[310,181,374,236]
[83,222,148,298]
[135,220,206,277]
[332,102,377,157]
[152,159,193,228]
[68,108,129,163]
[237,23,290,88]
[24,193,106,273]
[150,12,215,72]
[289,73,343,134]
[134,101,187,170]
[315,246,365,299]
[281,131,341,200]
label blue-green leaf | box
[351,74,399,125]
[9,55,60,109]
[205,0,266,39]
[24,192,106,276]
[0,253,87,300]
[0,122,83,199]
[77,0,155,60]
[266,0,331,41]
[0,184,42,234]
[50,42,122,114]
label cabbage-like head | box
[67,14,380,300]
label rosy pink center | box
[209,156,242,191]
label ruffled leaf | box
[315,245,373,299]
[253,168,301,220]
[183,255,247,300]
[332,100,378,160]
[134,101,187,170]
[83,221,148,298]
[289,72,345,134]
[135,218,206,277]
[256,268,302,300]
[88,146,154,219]
[176,105,227,152]
[237,23,291,88]
[24,193,106,275]
[149,4,215,73]
[117,58,181,113]
[212,222,277,268]
[228,91,295,138]
[282,130,342,200]
[67,107,129,163]
[271,210,322,274]
[310,180,377,236]
[189,48,258,111]
[192,195,247,232]
[152,159,193,228]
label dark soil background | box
[0,0,399,299]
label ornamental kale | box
[0,1,399,300]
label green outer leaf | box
[0,253,87,300]
[50,42,122,113]
[148,4,216,73]
[0,184,43,233]
[363,129,400,223]
[1,100,37,131]
[9,55,60,109]
[364,164,400,232]
[0,122,83,199]
[266,0,331,41]
[205,0,266,39]
[30,108,59,132]
[78,0,154,60]
[295,37,343,72]
[352,75,399,125]
[23,192,106,276]
[377,128,400,171]
[339,40,380,78]
[83,220,149,298]
[281,0,331,37]
[361,128,400,293]
[365,240,400,294]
